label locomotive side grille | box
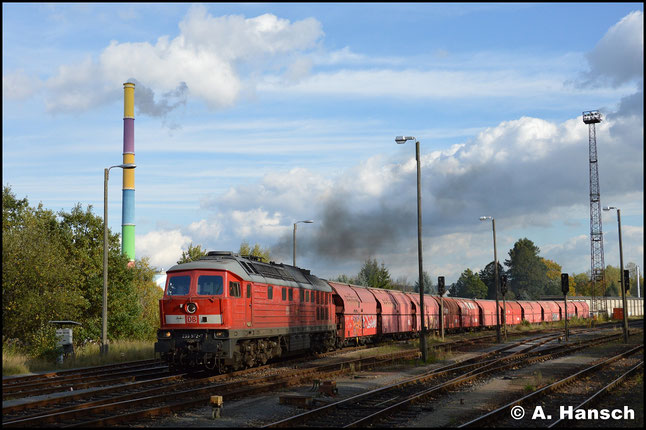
[250,263,296,282]
[239,261,259,275]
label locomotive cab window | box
[288,288,293,301]
[268,285,273,300]
[197,275,223,295]
[282,287,287,301]
[167,275,190,296]
[229,281,241,297]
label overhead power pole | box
[583,110,605,318]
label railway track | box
[2,349,420,427]
[262,327,640,428]
[3,320,638,427]
[459,344,644,427]
[0,331,504,406]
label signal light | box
[438,276,445,296]
[500,275,508,295]
[623,270,630,293]
[561,273,569,295]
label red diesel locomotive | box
[154,251,588,371]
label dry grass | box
[3,340,156,376]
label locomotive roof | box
[166,251,331,291]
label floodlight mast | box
[583,110,605,318]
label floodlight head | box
[395,136,415,144]
[479,216,492,221]
[603,206,616,211]
[295,220,314,225]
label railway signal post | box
[438,276,445,341]
[561,273,569,341]
[500,275,508,340]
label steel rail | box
[458,343,644,427]
[547,360,644,428]
[2,349,419,427]
[263,330,631,428]
[343,332,634,428]
[2,359,160,386]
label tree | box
[603,266,622,296]
[625,262,643,297]
[392,275,412,292]
[604,282,619,297]
[239,241,270,263]
[2,186,163,357]
[356,258,392,289]
[504,238,548,299]
[478,261,506,300]
[413,271,435,294]
[571,272,592,296]
[449,269,488,298]
[177,243,208,264]
[332,274,356,284]
[542,258,563,296]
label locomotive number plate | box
[181,333,202,339]
[186,315,198,324]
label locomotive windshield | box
[167,275,190,296]
[197,275,224,295]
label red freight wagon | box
[538,301,560,322]
[475,299,498,327]
[555,301,576,320]
[454,298,480,328]
[503,301,523,326]
[571,301,590,318]
[349,284,378,336]
[369,288,400,335]
[388,289,414,334]
[517,301,542,323]
[406,293,439,332]
[436,296,461,330]
[329,282,364,340]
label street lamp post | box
[603,206,629,343]
[293,220,313,267]
[102,163,136,356]
[396,136,427,362]
[480,216,502,343]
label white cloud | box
[230,208,288,238]
[582,11,643,87]
[187,219,223,242]
[258,67,634,101]
[34,5,324,113]
[136,229,193,270]
[2,70,42,100]
[199,104,641,280]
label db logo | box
[186,315,198,324]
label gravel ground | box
[132,330,643,428]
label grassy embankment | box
[3,340,155,376]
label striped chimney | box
[122,82,135,261]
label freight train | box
[154,252,589,372]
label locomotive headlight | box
[185,302,197,314]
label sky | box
[3,3,643,285]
